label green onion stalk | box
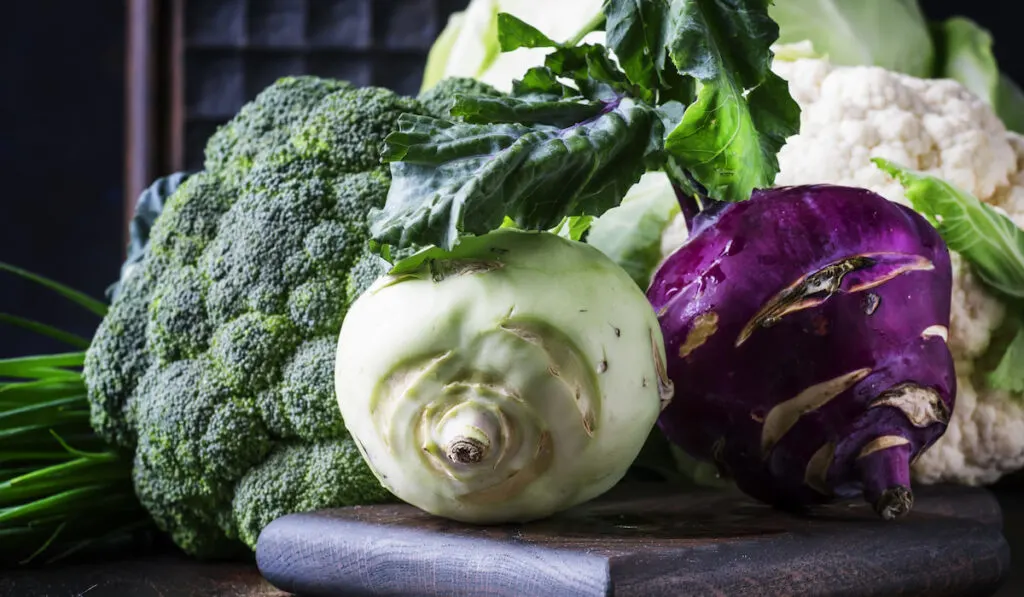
[0,262,152,567]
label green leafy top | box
[368,0,800,262]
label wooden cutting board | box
[255,483,1010,597]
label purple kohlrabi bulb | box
[648,185,955,519]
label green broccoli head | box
[417,76,504,119]
[82,76,455,557]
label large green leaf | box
[370,97,667,254]
[605,0,800,202]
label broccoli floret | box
[232,439,392,548]
[259,337,344,440]
[291,86,423,174]
[148,172,232,267]
[84,255,160,449]
[130,358,271,557]
[345,251,392,307]
[147,265,212,365]
[205,76,351,187]
[333,169,390,234]
[84,75,480,558]
[418,77,504,119]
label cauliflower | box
[765,57,1024,485]
[772,59,1020,212]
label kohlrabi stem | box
[446,438,486,464]
[672,185,702,230]
[437,407,501,467]
[564,12,606,47]
[857,440,914,520]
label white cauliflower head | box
[768,57,1024,485]
[772,58,1019,208]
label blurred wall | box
[0,1,125,358]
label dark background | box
[0,1,1017,358]
[0,2,1021,595]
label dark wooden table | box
[991,482,1024,597]
[0,483,1012,597]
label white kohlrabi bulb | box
[335,229,672,524]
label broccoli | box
[84,76,487,557]
[232,439,385,548]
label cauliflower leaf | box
[769,0,935,77]
[874,158,1024,300]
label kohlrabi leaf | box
[497,13,560,51]
[609,0,801,202]
[542,43,641,101]
[512,66,579,97]
[451,93,606,127]
[665,70,800,203]
[420,0,608,93]
[665,0,778,88]
[874,158,1024,300]
[586,172,681,288]
[371,97,666,254]
[550,216,595,242]
[769,0,935,78]
[603,0,671,92]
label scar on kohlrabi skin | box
[652,328,674,410]
[804,441,836,495]
[759,368,873,458]
[869,383,951,428]
[736,253,934,347]
[428,259,505,282]
[921,325,948,341]
[862,292,881,315]
[678,311,719,358]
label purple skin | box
[648,185,956,519]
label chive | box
[0,265,153,565]
[0,314,91,349]
[0,262,108,317]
